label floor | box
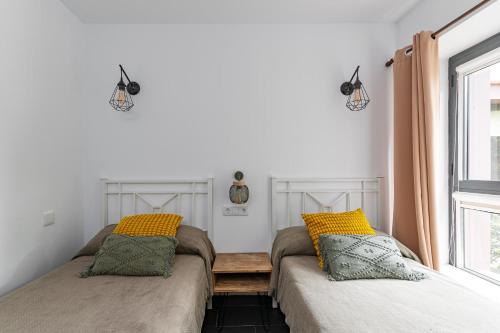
[202,295,290,333]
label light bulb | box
[352,87,362,106]
[117,89,126,107]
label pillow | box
[81,234,178,278]
[75,224,214,260]
[112,213,183,237]
[73,224,116,259]
[319,234,427,281]
[268,226,423,297]
[302,209,376,269]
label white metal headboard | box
[101,178,214,239]
[271,177,382,236]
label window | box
[462,208,500,282]
[464,62,500,181]
[450,33,500,284]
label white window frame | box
[452,192,500,286]
[455,46,500,186]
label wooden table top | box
[212,252,272,274]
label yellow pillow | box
[112,213,183,237]
[301,208,375,269]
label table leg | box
[215,293,227,332]
[272,297,278,309]
[258,293,271,331]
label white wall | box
[0,0,84,295]
[81,24,396,252]
[440,1,500,59]
[395,0,478,47]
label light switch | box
[222,205,249,216]
[43,210,55,226]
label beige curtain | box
[393,31,440,270]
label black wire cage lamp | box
[109,65,140,112]
[340,66,370,111]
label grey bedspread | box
[271,226,500,332]
[277,256,500,333]
[0,255,208,333]
[0,224,216,333]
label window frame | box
[449,32,500,267]
[452,192,500,286]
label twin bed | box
[0,246,210,332]
[1,177,500,333]
[271,226,500,333]
[0,179,215,333]
[270,177,500,333]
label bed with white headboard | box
[269,176,500,333]
[0,177,216,333]
[101,177,214,239]
[271,176,383,236]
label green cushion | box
[81,234,178,278]
[319,234,427,281]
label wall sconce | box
[340,66,370,111]
[109,64,140,112]
[229,171,249,204]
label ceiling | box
[60,0,420,24]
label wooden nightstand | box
[212,253,273,331]
[212,253,272,293]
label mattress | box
[277,255,500,333]
[0,254,208,333]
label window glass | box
[466,62,500,181]
[462,208,500,282]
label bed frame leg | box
[272,297,278,309]
[207,297,213,310]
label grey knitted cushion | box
[81,234,178,278]
[319,234,427,281]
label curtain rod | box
[385,0,494,67]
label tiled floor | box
[202,295,290,333]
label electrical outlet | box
[223,207,233,216]
[43,210,55,226]
[237,206,248,216]
[222,205,249,216]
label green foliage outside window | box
[491,215,500,273]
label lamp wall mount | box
[119,64,140,95]
[340,65,360,96]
